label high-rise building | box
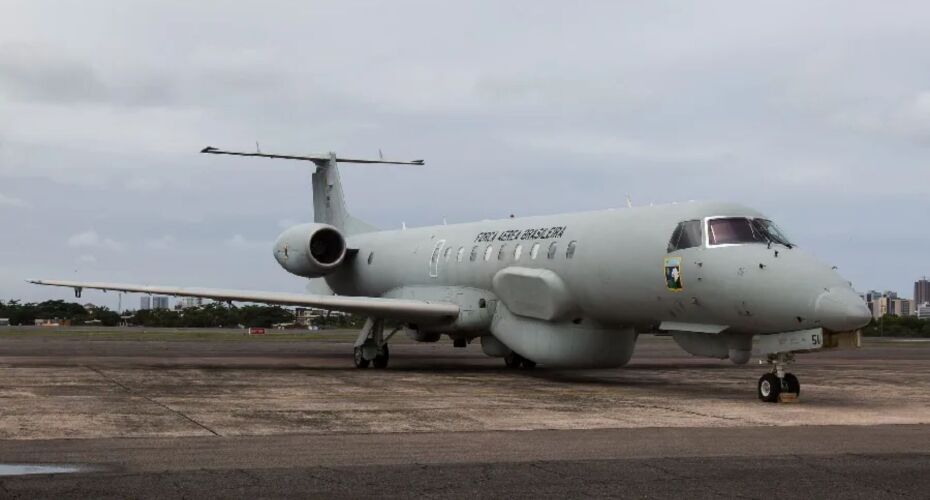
[915,278,930,306]
[152,296,170,310]
[140,296,151,310]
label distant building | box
[0,318,9,326]
[177,297,203,309]
[916,278,930,307]
[917,303,930,321]
[35,318,69,327]
[152,296,170,310]
[140,296,151,310]
[83,303,97,312]
[867,293,916,319]
[892,299,915,317]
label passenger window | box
[484,245,494,261]
[707,218,767,246]
[530,242,540,259]
[668,220,703,252]
[514,244,523,260]
[470,245,479,262]
[547,242,558,259]
[498,244,507,261]
[456,247,465,262]
[443,246,452,262]
[566,241,577,259]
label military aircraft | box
[31,146,871,402]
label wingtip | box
[200,146,216,153]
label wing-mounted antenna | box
[200,146,423,236]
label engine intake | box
[273,223,347,278]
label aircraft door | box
[429,239,446,278]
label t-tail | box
[201,146,424,236]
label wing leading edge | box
[27,280,459,322]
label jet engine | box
[273,223,347,278]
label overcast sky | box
[1,1,928,309]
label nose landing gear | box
[757,353,801,402]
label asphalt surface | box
[1,330,929,498]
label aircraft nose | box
[814,287,872,331]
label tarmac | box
[1,329,929,498]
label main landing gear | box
[353,318,398,369]
[757,352,801,403]
[504,351,536,370]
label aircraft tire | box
[504,352,522,369]
[353,347,370,369]
[783,373,800,397]
[758,373,780,403]
[373,345,390,369]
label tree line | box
[3,299,929,336]
[0,300,364,329]
[862,314,930,338]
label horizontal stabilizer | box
[28,279,458,322]
[201,146,424,165]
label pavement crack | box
[84,365,221,437]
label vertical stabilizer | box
[311,153,379,235]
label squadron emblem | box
[664,256,683,291]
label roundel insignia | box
[664,256,683,291]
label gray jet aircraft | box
[31,146,872,402]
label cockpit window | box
[707,217,767,246]
[667,220,703,252]
[753,219,794,247]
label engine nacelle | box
[273,223,347,278]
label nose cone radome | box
[814,287,872,331]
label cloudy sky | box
[1,1,928,309]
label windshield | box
[707,217,767,245]
[753,219,794,247]
[707,217,794,247]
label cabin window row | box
[367,240,579,266]
[449,240,577,263]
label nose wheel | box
[758,353,801,403]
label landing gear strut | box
[504,351,536,370]
[353,318,398,369]
[757,352,800,402]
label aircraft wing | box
[27,280,459,322]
